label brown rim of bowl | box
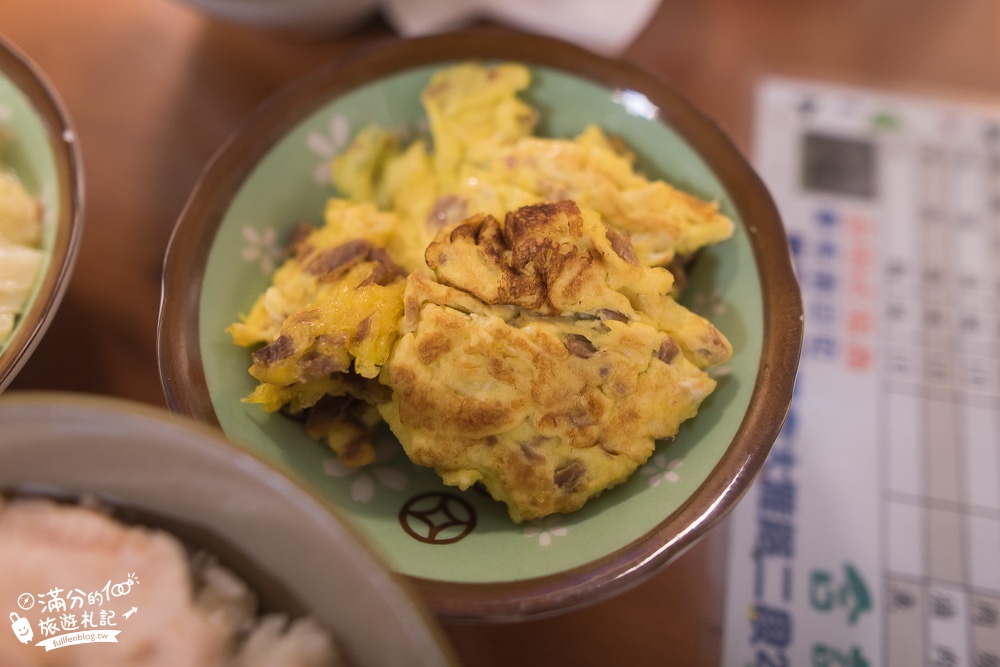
[158,30,803,622]
[0,37,84,393]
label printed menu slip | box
[723,77,1000,666]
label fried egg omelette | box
[229,61,734,521]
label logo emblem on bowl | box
[399,492,477,544]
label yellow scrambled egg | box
[0,167,43,343]
[229,62,734,521]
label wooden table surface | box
[2,1,997,665]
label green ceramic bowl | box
[0,37,83,392]
[159,32,802,621]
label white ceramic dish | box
[0,391,458,667]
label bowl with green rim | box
[0,37,83,393]
[158,31,802,622]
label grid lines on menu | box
[880,117,1000,667]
